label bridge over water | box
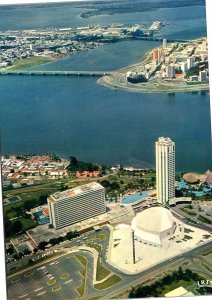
[0,70,114,77]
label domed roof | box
[131,207,174,234]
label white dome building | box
[131,207,176,247]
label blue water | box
[0,1,211,172]
[122,191,149,204]
[33,211,50,224]
[38,217,50,225]
[0,2,207,36]
[176,181,190,190]
[176,180,212,197]
[33,211,43,217]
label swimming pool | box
[122,191,148,204]
[39,216,50,225]
[33,211,43,217]
[33,210,50,225]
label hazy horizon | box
[0,0,96,5]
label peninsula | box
[0,22,163,70]
[98,37,209,94]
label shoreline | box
[98,76,209,94]
[98,39,209,94]
[4,55,58,71]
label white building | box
[166,65,175,78]
[199,70,207,82]
[189,75,198,82]
[187,57,194,69]
[180,62,187,73]
[131,207,176,247]
[48,182,106,229]
[163,38,167,48]
[156,137,175,204]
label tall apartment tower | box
[163,38,167,48]
[166,65,175,78]
[187,57,194,69]
[156,137,175,205]
[153,49,160,62]
[48,182,106,229]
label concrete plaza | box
[107,220,212,274]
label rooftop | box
[157,136,174,145]
[165,286,194,297]
[132,207,174,234]
[49,182,104,202]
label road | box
[7,226,212,299]
[170,206,212,232]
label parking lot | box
[177,201,212,222]
[8,254,86,300]
[7,227,116,299]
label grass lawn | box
[4,186,56,199]
[94,274,122,290]
[60,273,69,280]
[9,56,54,70]
[202,250,212,256]
[52,285,61,292]
[47,278,56,285]
[21,218,38,229]
[4,184,58,228]
[97,234,106,241]
[198,215,212,224]
[75,254,87,268]
[180,208,197,216]
[5,217,38,241]
[75,255,87,297]
[87,244,111,281]
[201,263,212,273]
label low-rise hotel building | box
[48,182,106,229]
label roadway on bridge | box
[0,70,114,77]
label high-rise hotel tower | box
[156,137,175,204]
[48,182,106,229]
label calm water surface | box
[0,1,211,171]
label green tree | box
[23,249,31,255]
[59,184,69,192]
[101,165,107,175]
[66,230,79,240]
[162,274,172,285]
[100,180,110,188]
[87,162,94,172]
[178,266,184,280]
[57,236,64,243]
[49,238,59,245]
[38,241,48,250]
[23,200,36,211]
[38,194,48,205]
[110,181,120,190]
[70,156,78,166]
[10,220,23,235]
[28,258,34,264]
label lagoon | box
[0,1,211,171]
